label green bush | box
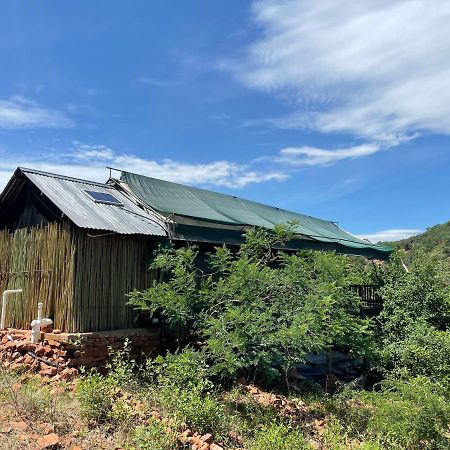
[372,251,450,392]
[77,340,138,425]
[129,226,370,382]
[129,419,180,450]
[246,422,310,450]
[77,371,117,423]
[379,252,450,338]
[378,322,450,387]
[145,350,231,441]
[333,376,450,449]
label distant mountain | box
[383,221,450,262]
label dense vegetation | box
[2,224,449,449]
[383,220,450,263]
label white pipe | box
[31,302,53,344]
[1,289,23,330]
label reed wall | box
[72,229,156,332]
[0,223,75,330]
[0,224,157,333]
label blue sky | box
[0,1,449,242]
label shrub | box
[333,376,450,449]
[77,371,117,423]
[77,340,138,425]
[145,350,231,441]
[246,422,310,450]
[130,419,180,450]
[378,321,450,387]
[379,252,450,338]
[129,226,370,382]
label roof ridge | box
[121,169,330,224]
[19,167,111,189]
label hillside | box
[386,220,450,262]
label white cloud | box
[0,143,287,191]
[0,96,73,128]
[229,0,450,140]
[275,143,381,166]
[357,229,423,243]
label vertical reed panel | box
[0,223,75,330]
[72,229,155,332]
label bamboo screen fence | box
[0,223,75,330]
[0,223,156,333]
[71,229,155,332]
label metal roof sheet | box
[122,170,392,256]
[21,168,166,236]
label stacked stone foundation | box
[0,327,162,378]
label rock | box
[201,433,213,443]
[210,445,224,450]
[23,354,34,365]
[11,421,29,432]
[60,368,77,380]
[41,423,55,434]
[36,433,60,449]
[52,329,62,334]
[39,367,58,377]
[47,339,62,348]
[35,346,46,357]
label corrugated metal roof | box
[20,168,166,236]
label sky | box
[0,1,449,242]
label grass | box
[2,352,450,450]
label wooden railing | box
[350,284,383,316]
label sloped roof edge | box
[121,170,392,257]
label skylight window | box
[84,190,124,206]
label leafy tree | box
[373,251,450,385]
[129,226,370,382]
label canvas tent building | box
[0,167,390,333]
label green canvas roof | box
[121,171,392,258]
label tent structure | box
[118,171,391,259]
[0,167,390,333]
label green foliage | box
[129,419,180,450]
[378,322,450,386]
[373,251,450,388]
[333,376,450,449]
[246,422,310,450]
[379,252,450,336]
[144,350,231,441]
[77,340,139,425]
[129,226,370,382]
[388,221,450,263]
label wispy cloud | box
[0,96,73,128]
[0,142,288,191]
[275,143,381,166]
[357,229,423,243]
[137,77,180,88]
[227,0,450,142]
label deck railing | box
[350,284,383,316]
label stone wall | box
[0,327,162,377]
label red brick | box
[36,433,60,449]
[39,367,58,377]
[201,433,213,443]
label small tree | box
[128,226,370,382]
